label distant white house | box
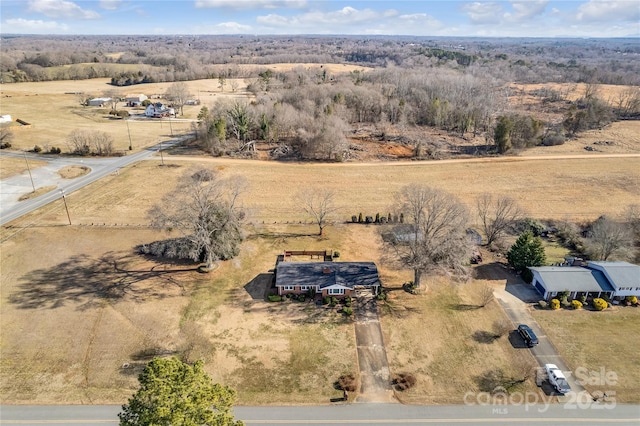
[145,102,175,118]
[0,115,11,123]
[125,94,148,107]
[88,97,111,107]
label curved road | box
[0,136,188,226]
[2,149,639,227]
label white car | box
[545,364,571,394]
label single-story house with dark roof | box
[274,262,380,298]
[530,266,615,300]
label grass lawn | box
[532,307,640,403]
[381,279,540,404]
[1,154,639,405]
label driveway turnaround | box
[353,288,396,403]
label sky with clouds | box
[1,1,638,37]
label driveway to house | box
[476,262,589,402]
[353,288,396,403]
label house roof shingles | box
[275,262,380,290]
[530,266,614,293]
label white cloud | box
[99,0,122,10]
[216,21,253,32]
[576,0,640,22]
[257,6,400,31]
[254,6,446,35]
[195,0,306,9]
[28,0,100,19]
[462,2,503,24]
[507,1,548,21]
[3,18,69,33]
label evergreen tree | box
[507,231,546,282]
[119,357,243,426]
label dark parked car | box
[518,324,539,347]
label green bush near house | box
[550,299,560,310]
[267,294,282,302]
[593,298,608,311]
[571,300,583,310]
[342,307,353,316]
[626,296,638,305]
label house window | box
[328,288,344,295]
[301,286,310,291]
[283,285,294,291]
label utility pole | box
[23,152,36,192]
[60,189,71,225]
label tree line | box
[2,35,639,86]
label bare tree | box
[477,193,524,246]
[479,284,495,307]
[297,189,340,236]
[492,319,511,338]
[150,168,246,270]
[102,88,121,111]
[586,215,633,261]
[165,82,192,116]
[67,129,114,156]
[391,185,471,289]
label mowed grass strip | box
[532,307,640,403]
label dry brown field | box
[0,77,251,153]
[1,76,639,406]
[532,307,640,403]
[1,152,639,405]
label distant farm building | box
[185,99,200,106]
[145,102,175,118]
[88,97,111,107]
[125,94,148,106]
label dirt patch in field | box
[58,165,91,179]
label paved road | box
[0,136,189,226]
[1,403,638,425]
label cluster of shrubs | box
[351,212,404,224]
[392,373,417,391]
[48,146,62,154]
[268,293,308,303]
[540,293,638,311]
[0,141,11,149]
[336,373,357,392]
[269,293,354,316]
[109,109,129,119]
